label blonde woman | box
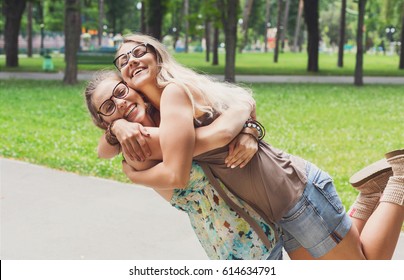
[85,71,283,260]
[111,33,403,260]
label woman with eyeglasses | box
[105,33,404,260]
[85,70,283,260]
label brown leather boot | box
[380,149,404,206]
[349,158,393,220]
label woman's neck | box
[140,83,163,111]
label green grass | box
[1,80,403,209]
[1,51,403,76]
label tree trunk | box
[337,0,346,67]
[293,0,303,52]
[4,0,27,67]
[184,0,189,53]
[400,13,404,69]
[140,1,146,33]
[145,0,165,40]
[205,20,211,62]
[27,1,33,57]
[274,0,282,63]
[280,0,290,51]
[264,0,271,53]
[303,0,319,72]
[219,0,238,83]
[64,0,81,85]
[239,0,254,53]
[354,0,366,86]
[212,25,219,66]
[98,0,104,46]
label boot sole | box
[385,149,404,159]
[349,158,391,188]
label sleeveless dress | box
[170,162,281,260]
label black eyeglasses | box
[113,43,149,70]
[97,81,129,116]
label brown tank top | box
[194,142,307,225]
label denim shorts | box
[279,162,352,258]
[266,235,284,260]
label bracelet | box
[243,119,266,141]
[105,120,119,146]
[240,131,259,142]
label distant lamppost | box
[385,26,396,42]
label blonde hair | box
[118,33,255,123]
[84,70,121,130]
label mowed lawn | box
[1,51,402,76]
[0,79,403,209]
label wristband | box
[105,120,119,146]
[240,131,259,142]
[243,119,266,141]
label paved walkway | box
[1,71,404,84]
[1,158,403,260]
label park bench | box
[77,46,116,65]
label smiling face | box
[116,42,159,91]
[91,77,151,126]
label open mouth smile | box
[124,103,138,119]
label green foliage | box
[1,80,402,209]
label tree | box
[144,0,167,40]
[218,0,239,83]
[303,0,319,72]
[64,0,81,85]
[399,2,404,69]
[280,0,291,51]
[27,1,33,57]
[98,0,104,46]
[264,0,271,53]
[354,0,367,86]
[239,0,254,53]
[3,0,27,67]
[184,0,189,52]
[274,0,282,63]
[201,0,221,64]
[292,0,304,52]
[212,25,220,65]
[338,0,347,67]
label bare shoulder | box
[163,83,186,94]
[161,83,189,104]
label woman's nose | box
[115,98,127,109]
[128,56,140,67]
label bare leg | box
[290,151,404,260]
[360,202,404,259]
[351,216,367,234]
[287,226,365,260]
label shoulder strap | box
[198,162,277,252]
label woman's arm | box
[123,84,196,190]
[101,100,258,167]
[98,134,121,159]
[193,103,254,156]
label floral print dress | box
[170,162,280,260]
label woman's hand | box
[112,119,151,161]
[225,133,258,168]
